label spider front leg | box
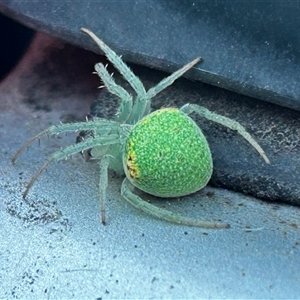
[82,28,202,124]
[94,63,133,123]
[81,28,147,98]
[146,57,201,99]
[129,57,202,123]
[180,103,270,164]
[121,178,230,229]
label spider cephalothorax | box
[11,28,270,229]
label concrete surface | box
[1,32,300,299]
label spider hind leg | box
[180,103,270,164]
[121,178,229,228]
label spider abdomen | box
[123,108,213,198]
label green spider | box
[11,28,270,229]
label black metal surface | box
[0,0,300,111]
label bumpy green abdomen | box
[123,108,213,198]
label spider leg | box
[22,134,120,198]
[82,28,150,124]
[147,57,201,99]
[11,119,119,164]
[129,57,201,124]
[180,103,270,164]
[99,155,110,225]
[95,63,133,123]
[121,178,230,228]
[81,28,147,97]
